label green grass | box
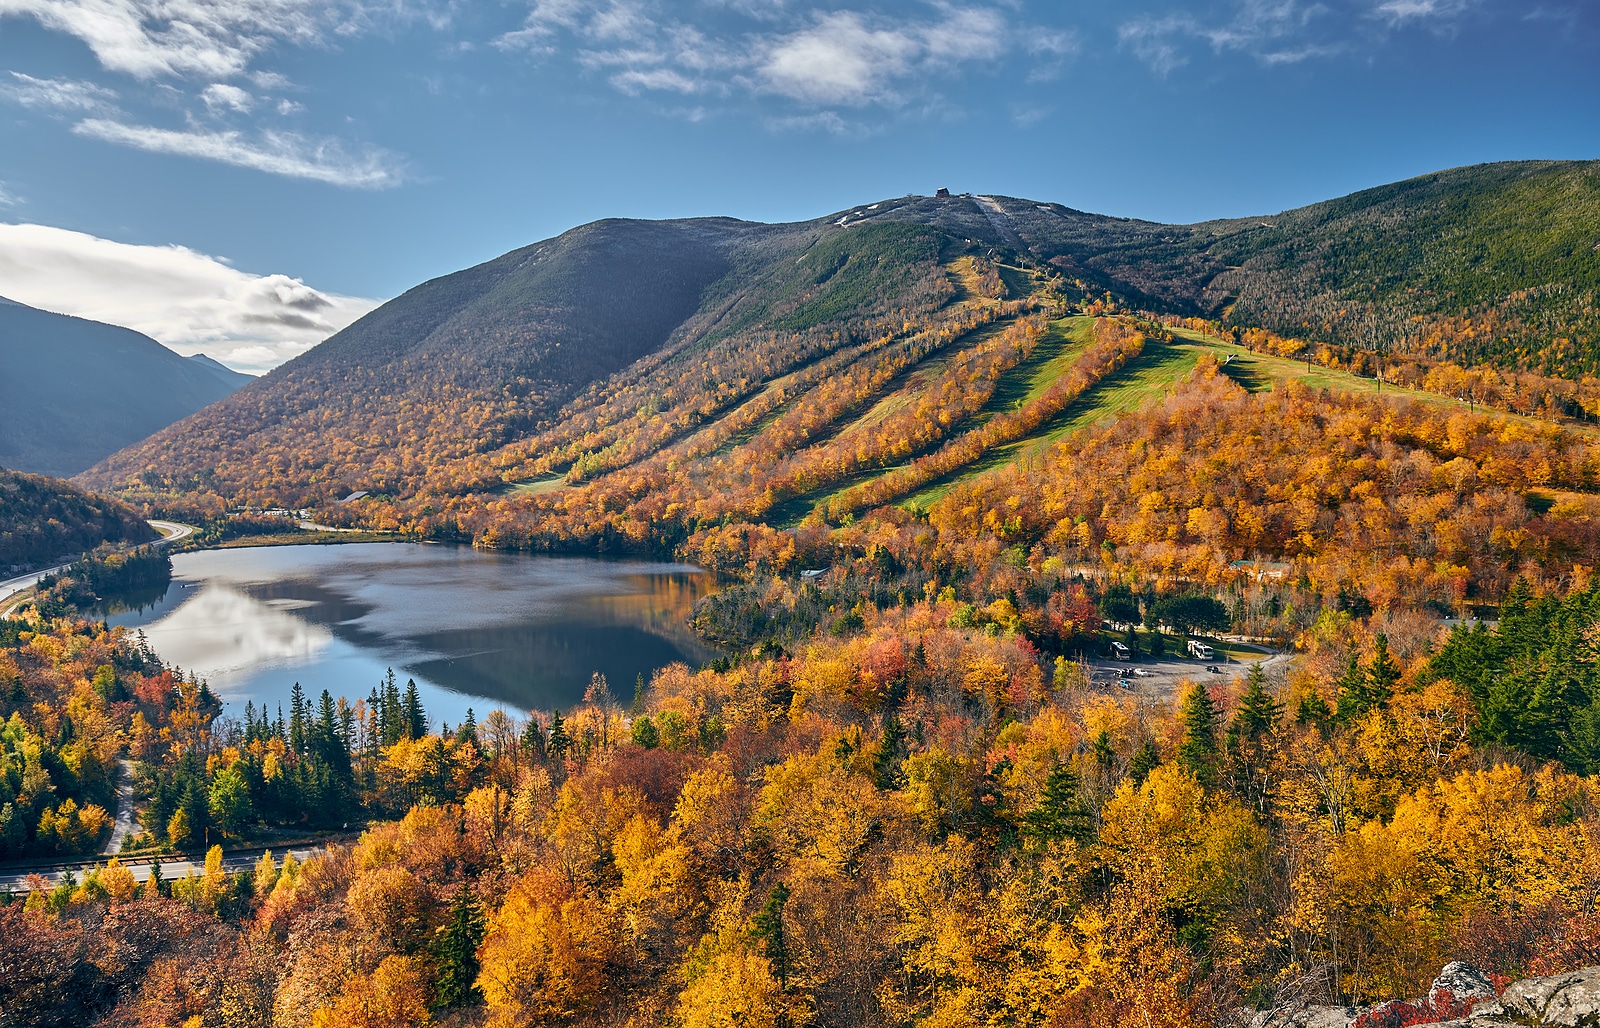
[506,475,565,497]
[901,334,1207,510]
[899,317,1572,513]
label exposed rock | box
[1496,966,1600,1026]
[1430,962,1497,1010]
[1246,1005,1367,1028]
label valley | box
[6,162,1600,1028]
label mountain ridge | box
[78,160,1600,517]
[0,299,253,477]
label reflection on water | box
[111,543,717,726]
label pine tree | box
[403,679,427,740]
[382,669,404,745]
[1020,763,1093,845]
[750,883,791,991]
[288,682,308,755]
[434,885,486,1008]
[872,716,905,789]
[1129,740,1160,785]
[1091,730,1116,770]
[632,673,647,715]
[1366,633,1401,703]
[1333,653,1369,723]
[1296,690,1332,726]
[1230,664,1281,742]
[456,708,478,747]
[1177,683,1220,786]
[547,712,570,762]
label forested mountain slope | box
[0,298,252,477]
[0,467,154,572]
[80,161,1600,523]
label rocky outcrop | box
[1493,966,1600,1026]
[1249,962,1600,1028]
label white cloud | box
[0,71,118,112]
[1121,0,1340,74]
[758,12,920,105]
[0,182,19,206]
[0,221,383,373]
[0,0,322,80]
[73,118,406,188]
[498,2,1030,113]
[1374,0,1478,23]
[201,82,255,112]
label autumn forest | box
[7,164,1600,1028]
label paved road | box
[102,758,137,856]
[0,843,327,894]
[148,520,196,546]
[0,519,195,615]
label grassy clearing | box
[506,475,566,497]
[833,317,1018,441]
[900,319,1588,513]
[901,334,1206,510]
[945,256,990,306]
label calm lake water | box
[110,543,716,728]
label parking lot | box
[1078,649,1291,702]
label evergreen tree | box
[1366,633,1401,701]
[750,882,791,990]
[1091,730,1116,771]
[1020,763,1093,845]
[1129,740,1160,785]
[1229,664,1281,742]
[632,673,647,715]
[872,715,905,789]
[403,679,427,740]
[456,708,478,747]
[1176,683,1220,786]
[547,712,571,762]
[382,669,405,745]
[434,885,486,1008]
[1296,690,1332,726]
[1333,654,1370,723]
[288,682,308,755]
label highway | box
[0,519,194,613]
[0,836,359,895]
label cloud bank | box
[0,0,411,186]
[496,1,1051,126]
[0,223,382,373]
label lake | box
[110,543,717,728]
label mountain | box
[0,299,253,477]
[79,160,1600,521]
[187,352,255,392]
[0,468,155,573]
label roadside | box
[0,519,195,619]
[0,835,360,895]
[101,758,137,856]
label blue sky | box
[0,0,1596,371]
